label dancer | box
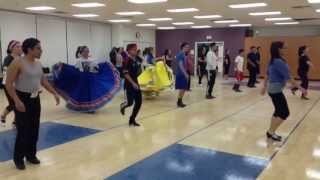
[296,46,313,100]
[146,47,155,65]
[175,42,190,107]
[223,49,231,80]
[164,49,174,68]
[206,43,218,99]
[5,38,60,170]
[233,49,245,92]
[261,41,305,142]
[116,47,124,77]
[247,46,258,88]
[256,47,261,83]
[120,44,142,127]
[1,40,23,127]
[198,47,207,85]
[52,46,120,113]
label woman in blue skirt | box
[51,46,121,113]
[175,42,190,108]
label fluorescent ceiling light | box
[230,24,252,27]
[167,8,199,13]
[148,18,172,21]
[72,3,106,8]
[316,9,320,12]
[249,11,281,16]
[157,27,176,30]
[25,6,56,11]
[191,25,212,29]
[229,3,267,8]
[172,22,194,25]
[136,24,156,27]
[214,20,239,24]
[265,17,292,21]
[116,11,144,16]
[108,19,131,23]
[72,14,99,18]
[308,0,320,4]
[275,22,299,25]
[128,0,167,3]
[194,15,222,19]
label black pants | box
[247,68,257,87]
[198,64,207,84]
[223,64,230,76]
[207,70,217,96]
[4,87,15,112]
[123,87,142,121]
[14,91,41,162]
[269,92,290,120]
[299,72,309,90]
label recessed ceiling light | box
[167,8,199,13]
[194,15,222,19]
[172,22,194,25]
[265,17,292,21]
[116,11,145,16]
[214,20,239,24]
[316,9,320,12]
[191,25,212,29]
[229,3,267,9]
[108,19,131,23]
[249,11,281,16]
[308,0,320,4]
[136,24,156,27]
[275,22,299,25]
[157,27,176,30]
[230,24,252,27]
[72,14,99,18]
[128,0,167,3]
[148,18,173,21]
[72,3,106,8]
[25,6,56,11]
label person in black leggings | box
[297,46,313,100]
[1,40,22,127]
[223,49,231,80]
[198,47,207,85]
[120,43,142,127]
[261,41,304,142]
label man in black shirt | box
[247,46,258,88]
[120,43,142,127]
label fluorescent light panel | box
[194,15,222,19]
[25,6,56,11]
[230,24,252,27]
[167,8,199,13]
[136,24,156,27]
[229,3,267,9]
[214,20,239,24]
[191,25,212,29]
[157,27,176,30]
[265,17,292,21]
[73,14,99,18]
[72,3,106,8]
[148,18,172,21]
[128,0,167,3]
[249,11,281,16]
[116,11,144,15]
[316,9,320,12]
[108,19,131,23]
[275,22,299,25]
[172,22,194,25]
[308,0,320,4]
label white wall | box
[0,10,112,68]
[254,26,320,37]
[111,24,156,50]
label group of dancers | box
[0,37,314,170]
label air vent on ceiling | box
[292,5,312,9]
[294,18,320,21]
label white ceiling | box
[0,0,320,28]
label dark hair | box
[22,38,40,54]
[250,46,256,50]
[180,42,189,50]
[164,49,171,56]
[270,41,285,64]
[225,49,229,54]
[126,43,137,52]
[298,46,307,57]
[257,46,261,50]
[76,46,88,58]
[238,49,244,54]
[7,40,19,55]
[209,43,216,48]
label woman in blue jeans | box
[261,41,305,142]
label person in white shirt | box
[233,49,245,92]
[205,43,218,99]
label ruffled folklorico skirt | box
[51,60,120,112]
